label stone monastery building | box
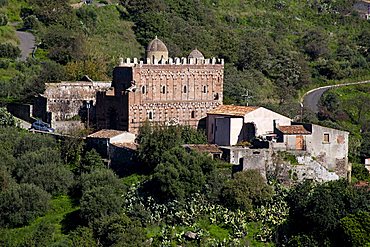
[95,37,224,133]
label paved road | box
[302,80,370,113]
[15,30,35,61]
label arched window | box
[148,111,153,120]
[162,85,166,94]
[191,111,195,118]
[183,85,187,93]
[141,85,146,94]
[203,85,207,93]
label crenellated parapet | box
[118,56,224,67]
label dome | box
[188,49,204,59]
[147,36,168,52]
[146,36,169,62]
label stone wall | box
[7,103,33,122]
[43,81,111,124]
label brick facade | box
[96,60,224,134]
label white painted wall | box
[110,132,136,143]
[244,107,291,137]
[305,124,349,171]
[230,118,244,145]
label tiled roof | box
[277,125,311,135]
[88,129,125,138]
[207,105,259,116]
[111,142,138,150]
[183,144,222,154]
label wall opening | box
[141,86,146,94]
[245,122,256,142]
[183,85,187,93]
[148,111,153,120]
[191,111,195,118]
[323,133,330,143]
[161,86,166,94]
[203,85,207,93]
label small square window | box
[323,133,330,143]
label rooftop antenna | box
[241,89,253,106]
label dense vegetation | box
[0,113,369,246]
[0,0,369,246]
[319,84,370,164]
[0,0,369,107]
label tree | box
[80,185,125,223]
[147,147,216,201]
[360,132,370,160]
[237,34,269,71]
[220,169,273,211]
[79,168,125,196]
[14,148,74,196]
[283,180,370,246]
[0,183,50,227]
[351,163,370,182]
[0,43,21,59]
[137,122,182,172]
[78,149,105,174]
[68,227,98,247]
[300,28,329,60]
[93,214,146,246]
[340,211,370,247]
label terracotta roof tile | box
[88,129,125,138]
[112,142,138,150]
[277,125,311,135]
[207,105,259,116]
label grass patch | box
[0,196,79,246]
[83,5,143,59]
[279,151,300,165]
[121,173,147,187]
[0,25,18,45]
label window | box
[183,85,187,93]
[323,133,330,143]
[161,85,166,94]
[148,111,153,120]
[191,111,195,118]
[141,86,146,94]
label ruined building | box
[95,37,224,133]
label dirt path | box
[14,28,36,61]
[302,80,370,113]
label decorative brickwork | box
[96,38,224,133]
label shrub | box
[0,14,8,26]
[220,170,273,211]
[0,43,21,59]
[0,183,50,227]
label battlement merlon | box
[118,57,225,67]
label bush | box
[0,108,16,127]
[80,185,125,223]
[14,147,74,196]
[0,43,21,59]
[23,15,40,30]
[0,0,7,7]
[0,183,50,227]
[0,14,8,26]
[220,170,273,211]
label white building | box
[207,105,291,146]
